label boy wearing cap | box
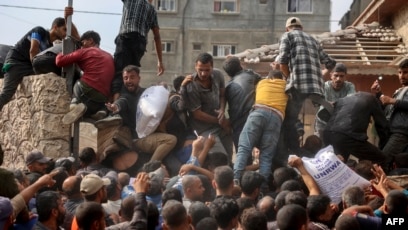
[278,16,336,153]
[314,63,356,139]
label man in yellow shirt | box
[233,70,288,192]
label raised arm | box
[288,156,320,195]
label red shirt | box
[56,47,114,97]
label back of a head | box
[277,204,307,230]
[273,167,298,190]
[307,194,331,222]
[275,190,290,211]
[209,196,239,229]
[214,165,234,191]
[280,179,302,192]
[118,172,130,187]
[36,191,60,222]
[162,200,188,229]
[79,147,97,166]
[240,171,264,195]
[302,135,322,155]
[223,56,242,77]
[147,201,160,230]
[182,175,199,194]
[285,191,308,208]
[120,196,137,221]
[195,217,218,230]
[342,186,365,208]
[267,70,284,79]
[63,176,82,198]
[236,197,255,223]
[204,152,229,170]
[386,190,408,215]
[335,214,360,230]
[52,17,65,28]
[173,76,185,92]
[141,160,162,173]
[241,207,267,230]
[189,201,211,227]
[162,187,183,206]
[75,202,105,230]
[257,196,276,221]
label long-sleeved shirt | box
[56,47,114,98]
[279,28,336,95]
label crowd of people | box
[0,0,408,228]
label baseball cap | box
[80,173,111,195]
[286,17,302,27]
[0,196,13,227]
[25,150,51,165]
[55,157,76,169]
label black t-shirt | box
[6,26,51,62]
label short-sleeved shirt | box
[119,0,159,37]
[279,29,335,95]
[186,69,225,133]
[6,26,51,63]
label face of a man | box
[54,25,67,41]
[195,61,213,82]
[399,67,408,86]
[330,71,346,91]
[28,161,48,174]
[100,186,108,203]
[123,70,141,92]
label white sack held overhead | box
[289,145,370,204]
[136,86,169,138]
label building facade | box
[139,0,331,82]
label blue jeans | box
[233,107,282,184]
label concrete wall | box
[0,73,98,169]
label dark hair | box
[196,53,213,66]
[162,200,188,228]
[241,207,268,230]
[204,152,229,170]
[236,197,255,223]
[173,76,185,92]
[275,190,290,211]
[277,204,307,230]
[189,201,211,227]
[123,65,140,74]
[52,17,65,28]
[106,177,118,200]
[307,194,331,222]
[342,186,365,208]
[162,188,183,206]
[302,135,322,155]
[36,191,61,222]
[79,147,96,166]
[399,59,408,69]
[354,160,375,180]
[147,201,160,230]
[267,70,284,79]
[285,191,308,208]
[52,167,69,192]
[209,196,239,229]
[280,179,302,192]
[80,30,101,45]
[214,166,234,191]
[197,174,214,202]
[335,214,360,230]
[13,169,26,185]
[195,217,218,230]
[223,56,242,77]
[240,171,264,195]
[386,190,408,215]
[273,167,298,189]
[75,202,105,229]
